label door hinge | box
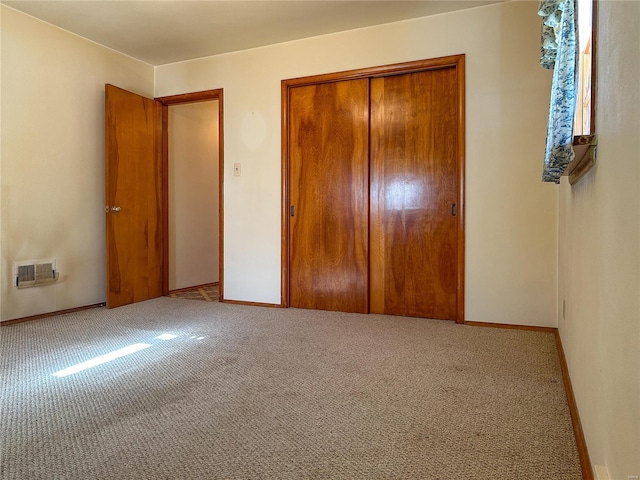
[451,203,457,216]
[290,205,296,217]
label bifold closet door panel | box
[369,69,458,320]
[288,79,370,313]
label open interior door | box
[105,84,163,308]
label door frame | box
[281,55,466,323]
[155,89,225,301]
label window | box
[574,0,596,137]
[568,0,597,185]
[538,0,597,184]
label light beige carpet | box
[0,298,582,479]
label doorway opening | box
[156,90,224,302]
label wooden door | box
[369,68,459,319]
[288,79,370,313]
[105,84,163,308]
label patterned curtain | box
[538,0,577,183]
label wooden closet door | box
[288,79,369,313]
[370,68,459,320]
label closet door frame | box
[281,55,466,323]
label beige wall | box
[169,101,220,290]
[0,6,154,320]
[558,2,640,478]
[156,1,558,325]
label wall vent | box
[14,259,59,288]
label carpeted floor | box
[0,298,582,479]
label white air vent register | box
[14,259,59,288]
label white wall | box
[558,2,640,478]
[0,6,154,321]
[156,1,557,325]
[169,101,219,290]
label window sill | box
[564,135,597,185]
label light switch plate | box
[234,163,241,176]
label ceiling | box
[2,1,503,65]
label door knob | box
[111,206,121,213]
